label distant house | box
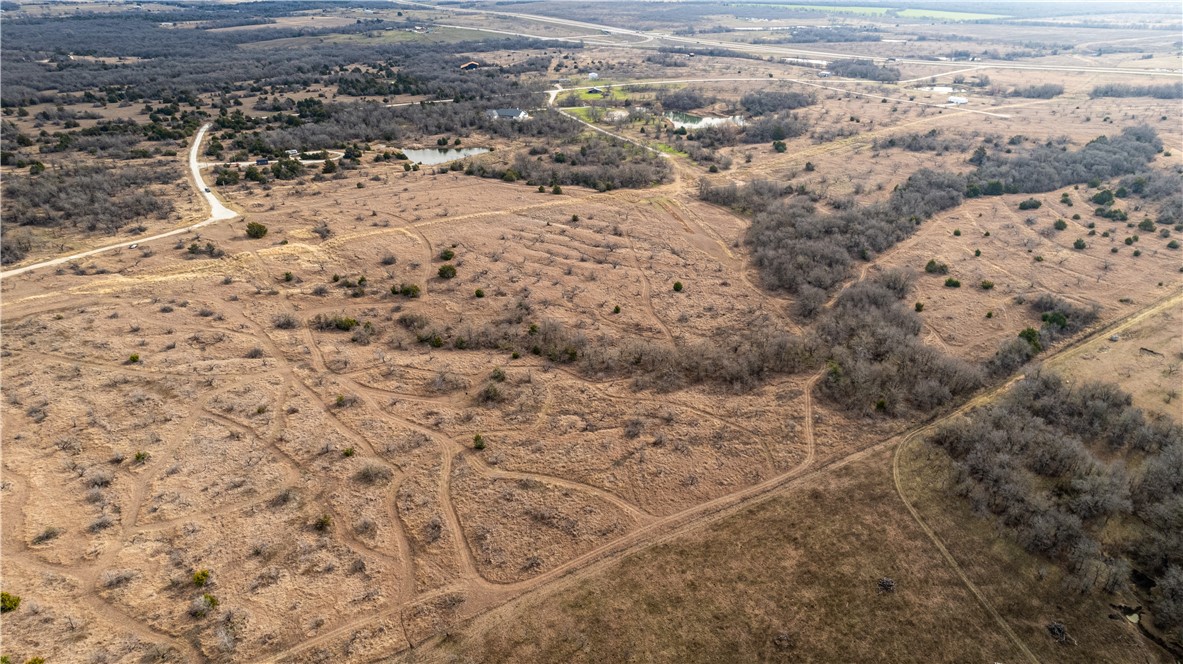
[284,149,300,157]
[587,87,604,95]
[487,108,529,121]
[947,96,969,105]
[817,71,833,78]
[459,61,481,71]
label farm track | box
[269,282,1183,662]
[891,286,1183,664]
[4,37,1181,662]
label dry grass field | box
[2,1,1181,661]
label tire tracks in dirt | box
[891,287,1183,664]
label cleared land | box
[1,2,1181,662]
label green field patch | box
[565,106,595,121]
[896,8,1004,19]
[654,142,688,157]
[577,86,627,101]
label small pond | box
[400,147,490,165]
[665,112,746,129]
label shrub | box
[473,434,486,450]
[1054,219,1067,231]
[914,302,924,312]
[395,283,421,298]
[1168,240,1180,249]
[189,593,219,618]
[310,314,359,331]
[980,280,994,290]
[476,383,502,404]
[342,447,355,457]
[32,527,61,544]
[673,281,684,292]
[1018,198,1042,210]
[1,592,20,613]
[924,259,949,274]
[613,305,621,314]
[552,184,563,194]
[314,515,332,532]
[438,264,457,279]
[475,288,485,298]
[439,249,455,260]
[355,464,391,484]
[1018,327,1042,352]
[273,314,298,329]
[953,229,961,236]
[944,277,961,288]
[245,222,268,239]
[1073,238,1087,250]
[192,569,210,587]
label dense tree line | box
[751,26,882,44]
[1090,83,1183,99]
[1,9,559,106]
[1008,83,1064,98]
[967,126,1162,196]
[658,88,713,112]
[743,168,965,298]
[471,133,671,191]
[655,46,762,62]
[986,294,1099,376]
[739,90,816,116]
[931,372,1183,642]
[2,163,181,234]
[816,273,982,415]
[872,129,967,153]
[827,59,901,82]
[741,112,812,144]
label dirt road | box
[0,123,237,280]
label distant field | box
[745,4,1005,20]
[240,26,494,48]
[896,8,1004,19]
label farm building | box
[947,96,969,105]
[459,61,480,71]
[587,87,604,95]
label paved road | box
[0,123,238,280]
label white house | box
[947,96,969,105]
[487,108,529,121]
